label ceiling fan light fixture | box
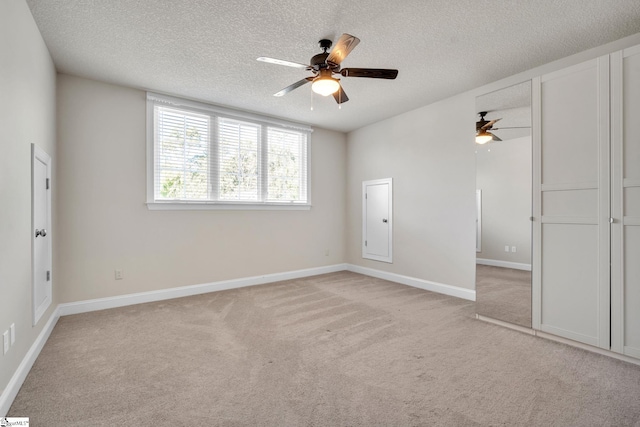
[476,131,493,144]
[311,75,340,96]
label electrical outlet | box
[325,249,330,256]
[504,245,510,252]
[114,269,123,280]
[10,323,15,345]
[511,246,517,253]
[3,330,8,355]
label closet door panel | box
[542,189,597,217]
[624,228,640,356]
[626,188,640,216]
[623,52,640,181]
[541,64,599,185]
[612,45,640,358]
[541,224,599,344]
[535,56,610,348]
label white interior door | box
[362,178,393,263]
[32,144,52,326]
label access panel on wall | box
[362,178,393,263]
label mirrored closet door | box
[475,81,532,328]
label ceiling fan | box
[257,33,399,104]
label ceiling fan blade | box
[490,132,502,142]
[481,118,501,130]
[257,57,310,69]
[332,84,349,104]
[274,77,314,97]
[491,126,531,130]
[326,33,360,67]
[340,68,398,79]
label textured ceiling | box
[26,0,640,132]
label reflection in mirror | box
[475,81,532,328]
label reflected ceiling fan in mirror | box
[476,111,501,144]
[257,34,399,104]
[476,111,530,144]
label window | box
[147,93,311,210]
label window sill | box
[146,201,312,211]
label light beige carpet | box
[8,271,640,426]
[475,265,532,328]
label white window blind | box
[218,118,260,202]
[154,107,210,201]
[267,128,308,202]
[147,93,311,209]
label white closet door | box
[533,57,610,348]
[611,45,640,359]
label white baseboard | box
[476,258,532,271]
[346,264,476,301]
[59,263,348,316]
[0,306,60,417]
[57,262,476,316]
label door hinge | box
[46,270,51,281]
[46,178,50,190]
[365,193,367,199]
[365,240,367,246]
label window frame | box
[146,92,312,210]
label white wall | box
[56,74,347,303]
[476,136,532,265]
[346,93,477,290]
[0,0,57,396]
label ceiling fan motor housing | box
[311,52,330,71]
[311,39,337,72]
[476,111,489,131]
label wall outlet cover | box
[10,323,15,345]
